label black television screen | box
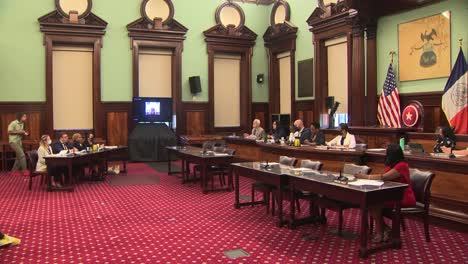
[132,97,173,123]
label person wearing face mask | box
[304,122,325,145]
[327,123,356,148]
[292,119,312,144]
[36,134,62,188]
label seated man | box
[293,119,312,144]
[327,123,356,148]
[244,119,266,140]
[52,133,74,154]
[305,122,325,145]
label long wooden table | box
[226,137,468,226]
[231,162,407,258]
[44,146,128,191]
[166,146,234,194]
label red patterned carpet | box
[0,162,467,263]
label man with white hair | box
[244,119,266,140]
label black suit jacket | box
[311,131,326,145]
[73,142,86,151]
[51,141,73,154]
[299,128,312,144]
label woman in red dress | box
[356,144,416,243]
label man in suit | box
[293,119,312,144]
[52,133,74,154]
[244,119,266,140]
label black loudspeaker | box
[189,76,202,94]
[325,96,335,109]
[330,102,341,116]
[256,74,264,84]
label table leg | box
[68,160,74,191]
[359,204,369,258]
[201,163,208,194]
[392,201,402,249]
[167,151,172,175]
[234,169,240,209]
[277,184,284,228]
[289,188,296,229]
[181,159,186,183]
[228,166,233,192]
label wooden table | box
[231,162,290,228]
[225,136,468,226]
[166,146,234,194]
[287,170,407,258]
[44,146,128,191]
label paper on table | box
[291,168,319,172]
[367,148,386,152]
[260,162,279,166]
[348,179,384,186]
[213,153,230,156]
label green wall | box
[0,0,271,102]
[1,0,465,102]
[377,0,468,94]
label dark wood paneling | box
[107,112,128,146]
[399,91,447,132]
[0,103,46,142]
[252,102,269,129]
[295,100,314,127]
[186,111,206,136]
[179,102,210,135]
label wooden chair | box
[25,150,47,190]
[252,156,297,215]
[371,168,435,242]
[316,164,372,236]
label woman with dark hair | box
[305,122,325,145]
[327,123,356,148]
[355,144,416,243]
[83,133,95,148]
[433,126,456,153]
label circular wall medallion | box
[215,2,245,29]
[271,0,291,26]
[56,0,92,18]
[141,0,174,23]
[402,105,419,127]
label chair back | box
[26,150,39,173]
[300,160,323,171]
[355,144,367,151]
[279,156,297,167]
[202,140,226,151]
[409,169,436,206]
[223,148,236,156]
[213,146,226,153]
[343,163,371,175]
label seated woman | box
[355,144,416,243]
[83,133,95,148]
[327,123,356,148]
[36,134,62,188]
[268,120,288,141]
[433,126,456,153]
[305,122,325,145]
[72,133,86,151]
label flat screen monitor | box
[132,97,173,123]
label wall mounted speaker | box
[256,74,264,84]
[325,96,335,109]
[189,76,202,94]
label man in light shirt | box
[244,119,266,140]
[327,123,356,148]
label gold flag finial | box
[389,51,396,64]
[459,39,463,48]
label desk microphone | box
[449,141,456,159]
[262,160,271,169]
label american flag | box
[378,63,401,128]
